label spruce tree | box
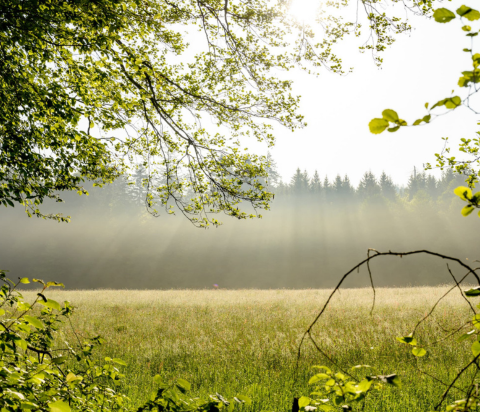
[379,172,396,201]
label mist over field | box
[1,170,476,290]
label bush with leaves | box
[297,365,400,411]
[0,270,249,412]
[0,270,130,411]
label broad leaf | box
[369,118,389,134]
[23,315,43,329]
[461,205,475,216]
[454,186,472,200]
[433,8,456,23]
[412,347,427,357]
[456,5,480,21]
[382,109,399,122]
[48,401,71,412]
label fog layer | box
[1,171,476,289]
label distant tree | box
[407,167,428,200]
[275,180,289,197]
[333,174,353,203]
[128,166,149,205]
[333,175,343,196]
[310,171,322,195]
[342,175,354,195]
[290,168,309,196]
[265,153,281,189]
[426,175,438,200]
[379,171,396,201]
[323,176,332,202]
[357,171,380,200]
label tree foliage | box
[0,0,435,226]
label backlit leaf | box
[433,8,456,23]
[23,315,43,329]
[456,5,480,21]
[454,186,472,200]
[48,400,71,412]
[412,347,426,357]
[472,340,480,357]
[461,205,475,216]
[382,109,399,122]
[369,118,389,134]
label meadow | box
[27,287,476,411]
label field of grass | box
[26,287,476,411]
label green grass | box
[28,287,476,411]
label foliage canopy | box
[0,0,433,226]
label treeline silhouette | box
[272,166,464,208]
[0,165,476,290]
[39,164,467,216]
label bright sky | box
[265,0,479,186]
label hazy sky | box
[263,0,479,186]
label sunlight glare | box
[288,0,320,27]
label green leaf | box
[112,358,127,366]
[454,186,472,200]
[465,287,480,297]
[461,205,475,216]
[298,396,311,408]
[433,8,456,23]
[20,402,39,409]
[412,347,426,357]
[350,365,372,371]
[23,315,43,329]
[369,118,389,134]
[382,109,399,122]
[153,375,164,385]
[471,192,480,203]
[387,126,400,132]
[48,400,71,412]
[445,96,461,109]
[385,374,401,387]
[309,373,330,384]
[66,373,78,383]
[312,365,332,373]
[457,5,480,21]
[51,356,66,364]
[462,25,472,31]
[472,340,480,357]
[473,314,480,329]
[40,299,61,311]
[396,336,417,346]
[19,278,30,284]
[176,378,191,391]
[458,330,476,342]
[46,281,64,288]
[357,379,373,392]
